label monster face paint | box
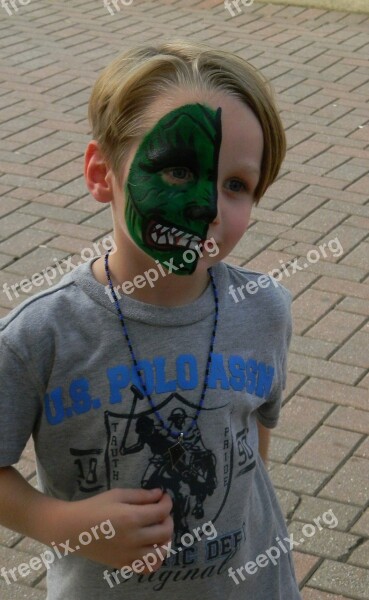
[125,103,222,275]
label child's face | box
[114,89,263,273]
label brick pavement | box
[0,0,368,598]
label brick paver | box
[0,0,368,599]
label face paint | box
[125,103,222,275]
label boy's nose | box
[184,204,217,223]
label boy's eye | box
[225,178,249,193]
[161,167,194,184]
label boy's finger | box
[133,494,173,527]
[115,487,163,505]
[138,516,174,548]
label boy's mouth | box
[146,220,203,251]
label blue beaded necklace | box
[104,248,219,467]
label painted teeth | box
[150,223,201,247]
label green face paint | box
[125,103,222,275]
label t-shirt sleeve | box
[0,336,42,466]
[255,285,293,429]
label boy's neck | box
[91,254,211,307]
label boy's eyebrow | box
[142,146,199,174]
[228,159,260,175]
[238,163,260,174]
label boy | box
[0,40,301,599]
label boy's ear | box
[84,140,114,203]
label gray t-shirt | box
[0,257,301,600]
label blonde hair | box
[88,40,286,203]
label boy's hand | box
[61,487,173,574]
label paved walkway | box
[0,0,368,598]
[266,0,369,15]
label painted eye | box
[161,167,194,184]
[225,178,249,193]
